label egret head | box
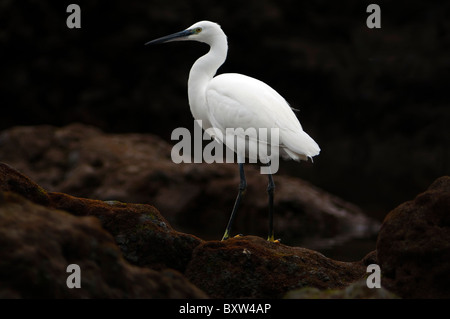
[145,21,225,46]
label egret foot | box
[221,230,230,241]
[267,234,281,243]
[221,233,243,241]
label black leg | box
[222,163,246,240]
[267,169,275,241]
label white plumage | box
[205,73,320,162]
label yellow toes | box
[267,234,281,243]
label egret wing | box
[205,73,320,161]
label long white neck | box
[188,33,228,129]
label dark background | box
[1,0,449,221]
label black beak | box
[145,29,192,45]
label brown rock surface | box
[284,279,399,299]
[0,191,206,298]
[377,176,450,298]
[185,236,366,298]
[0,162,50,206]
[0,162,202,272]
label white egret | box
[146,21,320,242]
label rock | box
[377,176,450,298]
[0,162,202,272]
[361,250,378,266]
[0,124,379,252]
[0,162,50,206]
[185,236,366,298]
[284,279,399,299]
[0,191,207,298]
[48,192,203,272]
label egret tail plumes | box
[280,129,321,162]
[146,21,320,241]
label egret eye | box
[194,27,202,34]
